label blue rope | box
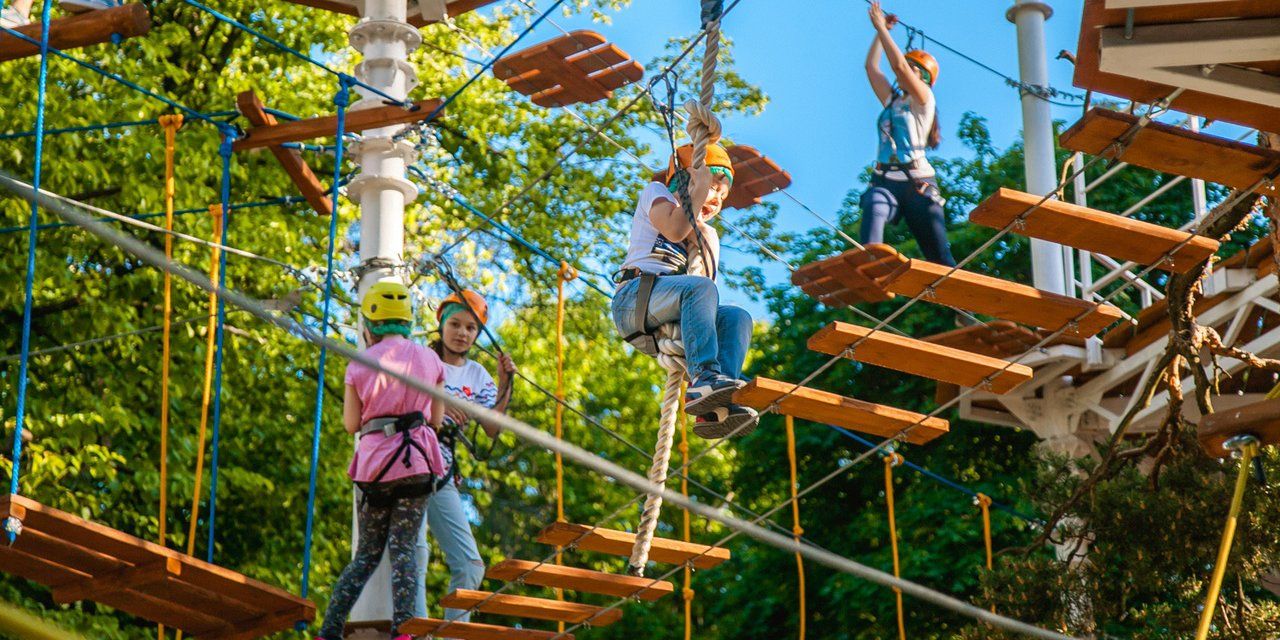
[205,128,237,562]
[421,0,570,123]
[825,425,1042,525]
[0,110,242,141]
[178,0,409,108]
[0,196,306,236]
[299,75,351,604]
[0,25,226,128]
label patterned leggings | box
[318,484,430,639]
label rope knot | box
[792,525,804,537]
[683,588,695,601]
[558,261,578,282]
[158,114,184,132]
[683,100,723,156]
[976,493,992,509]
[886,452,905,468]
[678,442,689,455]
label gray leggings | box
[859,174,956,267]
[318,482,430,639]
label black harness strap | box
[357,412,439,509]
[622,272,661,357]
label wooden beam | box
[1199,397,1280,457]
[441,589,622,626]
[535,522,730,569]
[206,605,316,640]
[236,91,333,216]
[232,98,443,151]
[734,377,950,445]
[400,617,571,640]
[969,187,1221,273]
[53,557,180,604]
[1099,17,1280,68]
[807,321,1034,394]
[0,3,151,63]
[486,559,674,601]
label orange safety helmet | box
[905,49,939,86]
[662,143,735,185]
[436,289,489,325]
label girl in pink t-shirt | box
[316,282,445,640]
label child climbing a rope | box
[316,281,447,640]
[859,1,956,268]
[612,142,757,439]
[1,0,121,28]
[410,288,516,626]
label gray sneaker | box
[693,404,759,439]
[684,374,745,415]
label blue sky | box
[506,0,1093,313]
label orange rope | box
[553,261,576,633]
[184,205,223,556]
[976,493,993,571]
[785,415,806,640]
[679,384,693,640]
[156,113,182,640]
[884,452,906,640]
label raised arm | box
[864,19,893,105]
[869,2,931,105]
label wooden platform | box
[494,30,643,108]
[795,244,1125,337]
[486,559,673,602]
[970,186,1220,273]
[0,3,151,63]
[724,145,792,210]
[1059,109,1280,192]
[535,522,730,570]
[807,321,1033,394]
[441,589,622,626]
[1072,0,1280,134]
[0,494,314,639]
[278,0,496,27]
[401,617,570,640]
[1199,398,1280,458]
[733,377,949,445]
[232,98,443,151]
[236,91,332,216]
[924,321,1049,360]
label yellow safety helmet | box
[361,281,413,322]
[437,289,489,325]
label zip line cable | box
[1,177,1080,640]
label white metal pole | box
[1189,116,1209,220]
[348,0,421,627]
[1008,1,1068,296]
[1071,153,1092,296]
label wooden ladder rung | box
[1199,398,1280,458]
[535,522,729,569]
[400,617,571,640]
[495,31,643,108]
[808,321,1033,394]
[970,187,1220,273]
[232,98,444,151]
[0,3,151,63]
[485,559,673,601]
[724,145,792,210]
[441,589,622,626]
[734,377,949,444]
[1060,108,1280,191]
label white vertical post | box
[1008,1,1068,296]
[1071,153,1092,297]
[348,0,422,627]
[1189,116,1208,220]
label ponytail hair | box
[927,106,942,150]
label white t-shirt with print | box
[438,359,498,480]
[620,182,720,282]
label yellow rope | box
[680,384,692,640]
[1266,380,1280,400]
[0,600,83,640]
[976,493,993,571]
[785,415,806,640]
[156,113,182,640]
[1194,438,1260,640]
[553,261,576,633]
[885,452,906,640]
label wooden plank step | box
[1059,108,1280,191]
[494,31,643,108]
[0,494,314,637]
[724,145,792,210]
[734,377,949,445]
[401,617,569,640]
[278,0,497,27]
[441,589,622,627]
[232,98,444,151]
[1199,398,1280,458]
[486,559,673,602]
[923,321,1043,360]
[0,4,151,63]
[535,522,730,570]
[969,186,1220,273]
[807,321,1033,394]
[792,245,901,305]
[236,91,332,216]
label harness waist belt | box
[359,411,426,439]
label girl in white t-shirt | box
[410,289,515,625]
[860,1,956,269]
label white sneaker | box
[58,0,120,13]
[0,6,29,28]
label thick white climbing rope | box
[628,324,687,575]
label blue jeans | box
[411,482,486,624]
[611,275,752,382]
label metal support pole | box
[348,0,421,627]
[1189,116,1208,220]
[1008,1,1068,295]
